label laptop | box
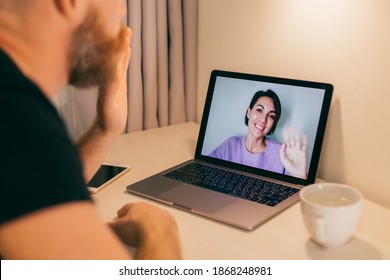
[127,70,333,230]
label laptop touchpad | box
[159,185,238,214]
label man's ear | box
[53,0,90,28]
[53,0,75,16]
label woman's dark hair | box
[244,89,282,135]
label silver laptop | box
[127,70,333,230]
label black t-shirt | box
[0,49,91,224]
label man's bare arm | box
[0,202,131,259]
[77,28,131,182]
[0,201,181,260]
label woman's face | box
[246,96,277,138]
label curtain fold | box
[167,0,186,127]
[126,0,144,132]
[56,0,198,139]
[127,0,198,131]
[183,0,198,123]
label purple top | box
[208,136,285,174]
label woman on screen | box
[208,89,308,179]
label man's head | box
[0,0,127,91]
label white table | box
[93,122,390,259]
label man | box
[0,0,181,259]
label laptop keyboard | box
[163,162,299,207]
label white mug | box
[300,183,363,248]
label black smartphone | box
[86,163,131,194]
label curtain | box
[55,0,198,140]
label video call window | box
[201,76,326,178]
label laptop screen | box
[195,70,333,185]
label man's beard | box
[68,8,127,88]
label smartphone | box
[86,163,131,194]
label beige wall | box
[197,0,390,208]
